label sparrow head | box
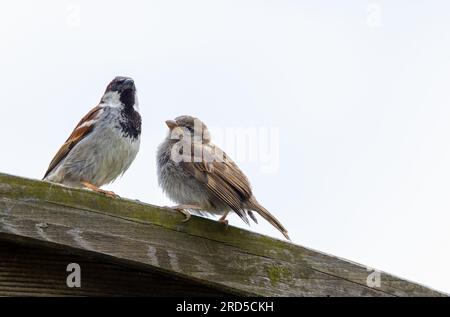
[165,115,211,144]
[101,76,138,111]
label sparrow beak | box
[165,120,178,130]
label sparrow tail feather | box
[248,197,290,240]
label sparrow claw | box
[178,209,192,222]
[92,188,118,199]
[218,211,229,228]
[218,219,229,228]
[81,181,118,199]
[164,206,192,222]
[102,190,119,199]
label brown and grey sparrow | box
[43,76,141,197]
[157,115,290,240]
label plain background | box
[1,0,449,293]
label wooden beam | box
[0,238,230,296]
[0,173,445,296]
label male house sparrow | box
[43,76,141,197]
[157,115,290,240]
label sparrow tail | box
[248,197,290,241]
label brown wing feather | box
[182,142,290,239]
[43,106,102,179]
[182,143,253,223]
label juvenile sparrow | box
[157,115,290,240]
[43,76,141,197]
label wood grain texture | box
[0,173,446,297]
[0,238,229,296]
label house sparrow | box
[157,115,290,240]
[43,76,141,197]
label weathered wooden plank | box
[0,212,387,297]
[0,239,230,296]
[0,172,446,296]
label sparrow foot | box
[101,190,119,199]
[165,204,201,222]
[81,181,118,199]
[218,211,230,228]
[176,208,192,222]
[218,219,229,228]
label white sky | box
[1,0,449,294]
